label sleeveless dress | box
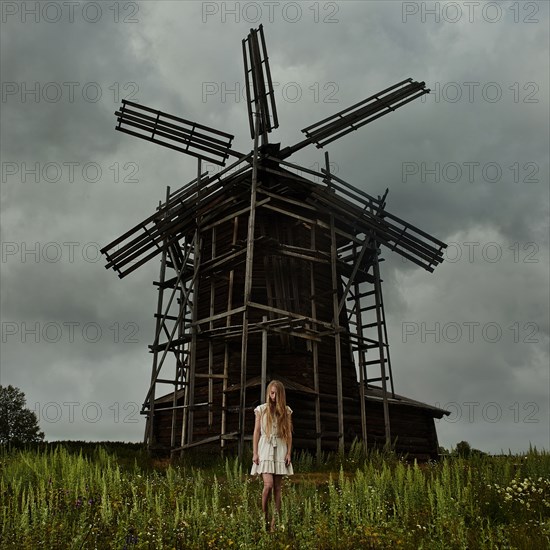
[250,403,294,476]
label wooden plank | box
[330,214,345,454]
[194,305,246,326]
[310,225,322,459]
[248,301,334,331]
[238,114,261,459]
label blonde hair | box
[263,380,292,446]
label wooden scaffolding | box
[101,25,449,460]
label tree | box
[453,440,486,458]
[455,440,472,458]
[0,385,44,445]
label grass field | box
[1,442,548,549]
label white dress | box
[250,403,294,476]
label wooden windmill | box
[102,26,449,460]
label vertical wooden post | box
[373,252,391,448]
[310,225,322,460]
[146,187,171,449]
[261,315,268,401]
[330,214,345,454]
[353,243,368,448]
[172,252,189,454]
[170,265,181,450]
[380,297,395,397]
[238,114,260,459]
[174,281,186,448]
[208,226,216,427]
[221,217,238,453]
[184,160,202,449]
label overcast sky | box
[1,0,548,454]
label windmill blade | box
[101,153,253,278]
[280,78,429,159]
[242,24,279,140]
[307,169,446,272]
[115,100,241,166]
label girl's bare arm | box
[252,412,261,464]
[285,410,292,465]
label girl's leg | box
[261,473,274,528]
[271,475,283,530]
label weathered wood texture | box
[145,165,448,460]
[101,28,445,461]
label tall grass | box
[1,443,548,549]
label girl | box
[251,380,293,531]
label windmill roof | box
[364,385,450,418]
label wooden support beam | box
[182,160,204,450]
[373,254,391,448]
[330,214,345,454]
[146,188,171,449]
[248,301,334,331]
[238,113,260,459]
[208,225,216,427]
[221,216,239,452]
[263,324,322,342]
[261,315,268,404]
[194,305,247,326]
[353,242,368,449]
[310,225,322,460]
[337,235,376,316]
[143,238,197,408]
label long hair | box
[263,380,292,446]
